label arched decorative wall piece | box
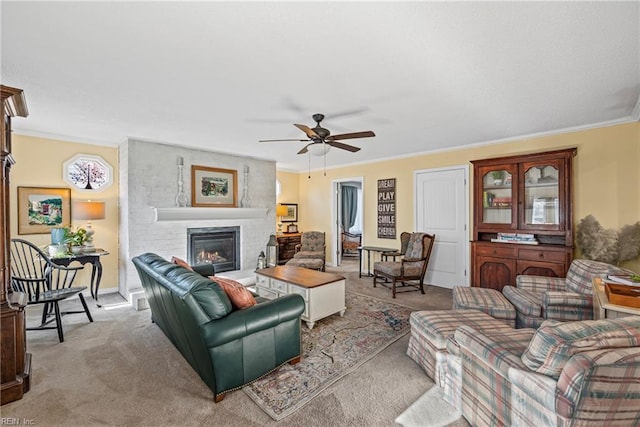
[63,154,113,191]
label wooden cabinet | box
[471,148,576,291]
[277,233,301,264]
[1,85,30,405]
[472,241,572,291]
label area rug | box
[243,291,413,420]
[394,386,462,427]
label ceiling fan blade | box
[294,123,319,139]
[327,141,361,152]
[328,130,375,141]
[297,144,310,155]
[328,107,369,119]
[259,138,308,142]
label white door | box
[415,166,469,288]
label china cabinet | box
[1,85,30,404]
[471,148,576,291]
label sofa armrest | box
[542,291,592,308]
[454,325,532,379]
[517,275,567,292]
[201,294,305,347]
[509,367,559,425]
[509,367,558,411]
[191,263,216,277]
[556,347,640,419]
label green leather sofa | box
[132,253,305,402]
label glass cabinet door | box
[479,165,515,226]
[522,161,562,229]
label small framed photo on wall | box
[281,203,298,222]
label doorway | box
[414,165,469,288]
[332,177,364,267]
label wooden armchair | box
[373,232,435,298]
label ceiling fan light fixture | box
[307,142,331,156]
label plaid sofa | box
[503,259,636,328]
[456,316,640,427]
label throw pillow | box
[521,317,640,378]
[210,276,256,310]
[171,256,193,271]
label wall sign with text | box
[377,178,396,239]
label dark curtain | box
[341,185,358,232]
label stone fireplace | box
[119,138,277,308]
[187,226,240,273]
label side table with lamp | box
[50,200,109,306]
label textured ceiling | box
[2,1,639,171]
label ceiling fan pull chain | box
[308,152,311,179]
[323,143,327,176]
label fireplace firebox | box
[187,226,240,273]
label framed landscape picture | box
[18,187,71,235]
[191,165,237,207]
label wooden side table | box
[592,278,640,319]
[51,250,110,307]
[358,246,396,277]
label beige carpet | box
[2,259,469,426]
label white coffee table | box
[255,265,346,329]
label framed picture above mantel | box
[191,165,237,207]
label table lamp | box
[276,204,288,234]
[73,200,106,252]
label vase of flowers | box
[64,227,88,255]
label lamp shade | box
[306,142,331,156]
[73,201,106,220]
[276,205,288,217]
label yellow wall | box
[276,170,301,230]
[294,122,640,273]
[10,135,119,291]
[10,122,639,297]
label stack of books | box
[606,275,640,287]
[491,233,539,245]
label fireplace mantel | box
[153,207,269,222]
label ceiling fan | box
[259,113,375,155]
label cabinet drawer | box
[518,248,566,263]
[255,275,269,287]
[257,286,278,300]
[475,244,517,258]
[271,279,288,293]
[289,284,308,300]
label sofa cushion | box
[164,267,232,319]
[171,256,193,271]
[210,276,256,310]
[521,317,640,378]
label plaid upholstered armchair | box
[293,231,326,270]
[455,316,640,427]
[503,259,636,329]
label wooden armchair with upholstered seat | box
[373,232,435,298]
[293,231,326,271]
